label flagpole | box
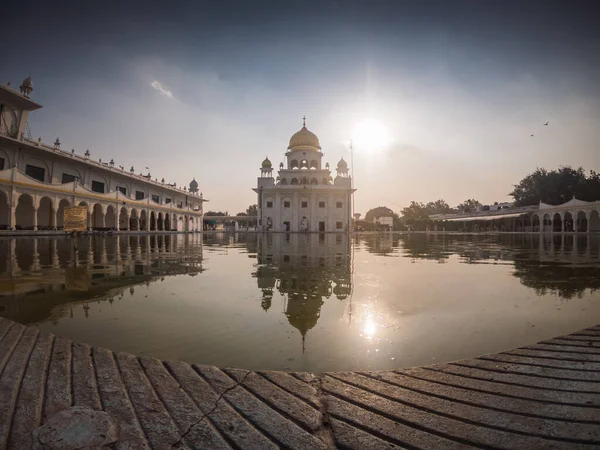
[350,140,355,228]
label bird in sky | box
[530,134,534,137]
[544,121,549,126]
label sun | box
[351,118,391,152]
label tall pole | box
[350,140,355,231]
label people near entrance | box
[300,217,308,232]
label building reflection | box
[253,233,352,350]
[0,234,204,324]
[393,233,600,299]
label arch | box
[165,212,171,231]
[189,216,194,232]
[119,206,129,231]
[310,177,318,185]
[322,178,329,185]
[37,197,53,229]
[542,213,551,233]
[15,193,35,229]
[563,212,574,232]
[92,203,104,229]
[150,211,157,231]
[291,178,299,185]
[56,199,70,229]
[300,159,308,169]
[139,209,147,231]
[130,209,139,231]
[531,214,540,232]
[310,160,318,169]
[290,159,299,169]
[157,212,164,231]
[589,209,600,232]
[106,205,117,229]
[0,189,9,229]
[280,178,288,185]
[552,213,562,233]
[0,148,14,169]
[576,211,588,232]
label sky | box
[2,0,599,215]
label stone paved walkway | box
[1,317,599,449]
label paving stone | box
[8,333,53,450]
[1,319,600,449]
[92,347,149,450]
[197,365,328,449]
[43,338,72,421]
[139,356,230,449]
[166,361,276,450]
[0,327,38,447]
[72,342,102,410]
[399,366,600,407]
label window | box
[336,201,343,208]
[61,173,77,184]
[266,201,273,208]
[284,201,291,208]
[136,191,145,200]
[0,158,4,170]
[25,164,45,182]
[91,180,105,193]
[301,201,307,208]
[177,201,183,208]
[336,221,343,229]
[283,255,290,263]
[117,186,127,195]
[318,201,325,208]
[165,198,172,204]
[151,194,160,203]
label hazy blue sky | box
[2,0,599,214]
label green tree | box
[205,211,227,216]
[509,167,600,206]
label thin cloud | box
[151,80,173,98]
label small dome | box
[262,157,272,168]
[189,178,198,190]
[288,120,321,151]
[21,77,32,88]
[337,157,348,169]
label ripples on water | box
[1,233,599,372]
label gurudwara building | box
[254,119,355,232]
[0,77,205,232]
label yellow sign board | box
[64,206,88,232]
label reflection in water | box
[0,233,600,371]
[254,233,351,351]
[0,234,203,324]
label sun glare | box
[351,118,391,152]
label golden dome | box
[288,120,321,151]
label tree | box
[246,204,258,216]
[509,167,600,206]
[456,199,481,213]
[205,211,227,216]
[364,206,401,230]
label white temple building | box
[254,118,355,232]
[0,77,205,232]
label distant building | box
[0,77,206,231]
[254,118,356,232]
[430,198,600,232]
[374,216,393,230]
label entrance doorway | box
[283,221,291,232]
[319,221,325,232]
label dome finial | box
[302,115,306,127]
